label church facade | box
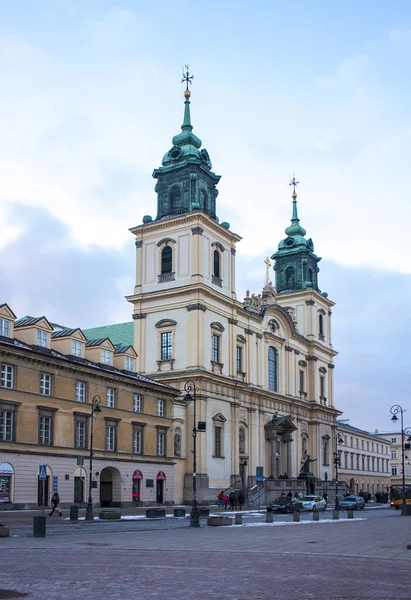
[124,84,340,503]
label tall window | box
[133,428,142,454]
[157,399,164,417]
[319,314,324,336]
[39,415,52,445]
[320,376,325,401]
[75,420,87,449]
[106,423,117,451]
[72,340,83,357]
[40,373,52,396]
[212,335,220,363]
[391,450,397,459]
[161,332,172,361]
[299,370,305,393]
[0,409,14,441]
[157,430,166,456]
[36,330,49,347]
[1,364,14,389]
[392,465,398,476]
[322,437,329,465]
[214,426,222,457]
[125,356,135,372]
[75,381,86,402]
[213,250,220,279]
[236,346,242,372]
[161,246,172,274]
[268,347,278,392]
[106,388,115,408]
[101,350,112,365]
[285,266,295,289]
[133,394,141,413]
[0,319,10,337]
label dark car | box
[267,496,302,514]
[339,496,365,510]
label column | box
[134,239,143,293]
[285,436,293,477]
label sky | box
[1,0,411,432]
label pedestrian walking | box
[223,494,229,510]
[217,490,224,507]
[49,492,62,517]
[238,491,245,510]
[229,492,235,510]
[323,492,328,508]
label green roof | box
[83,322,133,347]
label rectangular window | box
[391,437,397,443]
[212,334,220,363]
[36,330,49,347]
[157,399,164,417]
[75,421,87,449]
[350,437,353,447]
[236,346,242,372]
[350,454,354,469]
[214,426,222,457]
[106,388,115,408]
[161,332,172,361]
[391,450,397,459]
[0,319,10,337]
[40,373,52,396]
[0,410,14,441]
[101,350,112,365]
[320,376,325,399]
[157,431,165,456]
[362,456,365,470]
[299,370,305,393]
[39,415,52,445]
[0,364,14,389]
[362,440,364,450]
[133,394,141,413]
[125,356,135,371]
[367,456,370,470]
[72,340,83,357]
[75,381,86,403]
[356,455,360,470]
[106,424,116,451]
[392,465,398,476]
[133,428,142,454]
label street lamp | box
[85,395,102,521]
[184,380,204,527]
[390,405,410,516]
[333,432,344,510]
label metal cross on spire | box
[289,174,299,194]
[181,65,194,91]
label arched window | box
[319,313,324,336]
[285,266,295,289]
[268,346,278,392]
[213,250,220,279]
[174,428,182,457]
[170,187,182,213]
[307,267,313,284]
[161,246,172,274]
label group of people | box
[217,490,245,510]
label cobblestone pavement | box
[0,512,410,599]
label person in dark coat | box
[238,491,245,510]
[49,492,62,517]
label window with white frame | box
[268,346,278,392]
[36,330,49,347]
[213,414,226,457]
[212,334,220,363]
[214,425,222,457]
[101,349,112,365]
[0,319,10,337]
[39,414,53,445]
[125,356,135,371]
[157,430,166,456]
[392,465,398,476]
[320,376,325,401]
[72,340,83,357]
[391,437,397,443]
[75,419,87,449]
[75,381,86,402]
[391,450,397,459]
[322,436,330,466]
[299,370,305,393]
[236,346,242,372]
[133,427,143,454]
[0,406,15,441]
[0,364,14,389]
[40,373,52,396]
[133,394,141,413]
[161,332,172,361]
[157,399,164,417]
[106,388,115,408]
[106,423,117,451]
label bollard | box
[33,515,46,538]
[266,512,273,523]
[293,511,300,522]
[347,510,354,519]
[313,510,320,521]
[333,510,339,520]
[235,514,243,525]
[69,505,79,521]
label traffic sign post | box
[34,465,47,537]
[38,465,47,516]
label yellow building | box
[0,303,178,508]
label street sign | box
[38,465,47,481]
[256,466,264,482]
[52,476,58,492]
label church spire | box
[285,176,306,237]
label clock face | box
[285,238,295,247]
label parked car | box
[300,495,327,512]
[339,496,365,510]
[267,496,303,514]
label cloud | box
[389,28,411,46]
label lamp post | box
[85,395,102,521]
[390,405,410,516]
[184,380,200,527]
[333,432,344,510]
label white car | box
[300,495,327,512]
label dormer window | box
[125,356,135,371]
[0,319,10,337]
[101,349,112,365]
[36,330,49,347]
[72,340,83,357]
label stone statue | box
[239,428,245,455]
[174,432,181,457]
[300,455,317,474]
[264,256,272,285]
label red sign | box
[157,471,166,481]
[132,470,143,480]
